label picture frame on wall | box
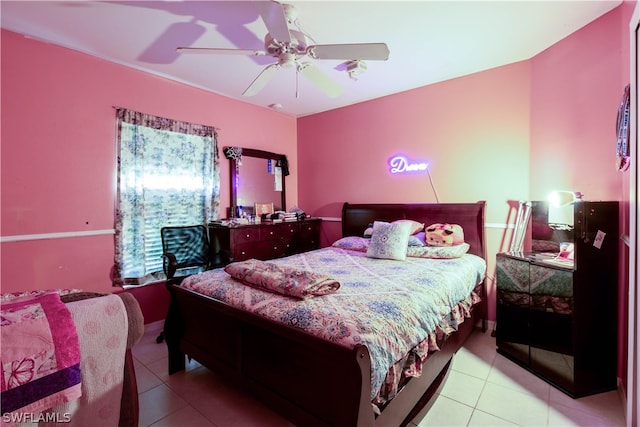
[255,202,274,216]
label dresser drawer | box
[232,227,260,245]
[259,239,288,259]
[295,221,321,252]
[260,226,282,242]
[233,239,287,261]
[232,243,262,261]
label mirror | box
[225,147,287,218]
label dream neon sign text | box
[388,155,429,174]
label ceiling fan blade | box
[255,1,291,44]
[176,47,267,56]
[297,62,343,98]
[243,63,281,96]
[308,43,390,61]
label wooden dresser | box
[208,218,321,267]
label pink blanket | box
[1,292,81,421]
[224,258,340,298]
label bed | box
[163,201,487,427]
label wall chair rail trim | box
[1,229,116,243]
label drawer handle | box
[241,251,246,255]
[245,234,250,239]
[270,231,274,235]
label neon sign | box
[388,155,429,174]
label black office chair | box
[161,225,211,281]
[157,225,210,343]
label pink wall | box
[530,8,625,201]
[1,29,297,295]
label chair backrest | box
[160,225,210,279]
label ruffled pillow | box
[407,242,470,259]
[332,236,370,252]
[366,221,412,261]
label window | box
[113,108,220,286]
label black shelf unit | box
[496,201,619,398]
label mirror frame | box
[228,147,286,218]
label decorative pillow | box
[332,236,370,252]
[424,223,465,246]
[407,242,470,259]
[391,219,424,235]
[366,221,412,260]
[363,224,374,238]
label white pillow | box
[366,221,412,260]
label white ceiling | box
[1,0,621,117]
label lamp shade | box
[548,191,583,207]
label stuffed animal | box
[425,223,464,246]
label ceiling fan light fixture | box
[346,60,367,80]
[278,53,296,67]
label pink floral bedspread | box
[181,247,486,402]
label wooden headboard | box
[341,201,487,260]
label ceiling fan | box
[176,1,390,98]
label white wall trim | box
[0,229,115,243]
[0,222,512,242]
[317,216,341,222]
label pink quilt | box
[1,292,81,421]
[224,258,340,298]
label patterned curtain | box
[113,108,220,286]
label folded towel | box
[47,294,128,427]
[1,292,82,421]
[224,259,340,298]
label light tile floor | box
[133,321,626,427]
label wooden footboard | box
[165,281,374,427]
[164,281,481,427]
